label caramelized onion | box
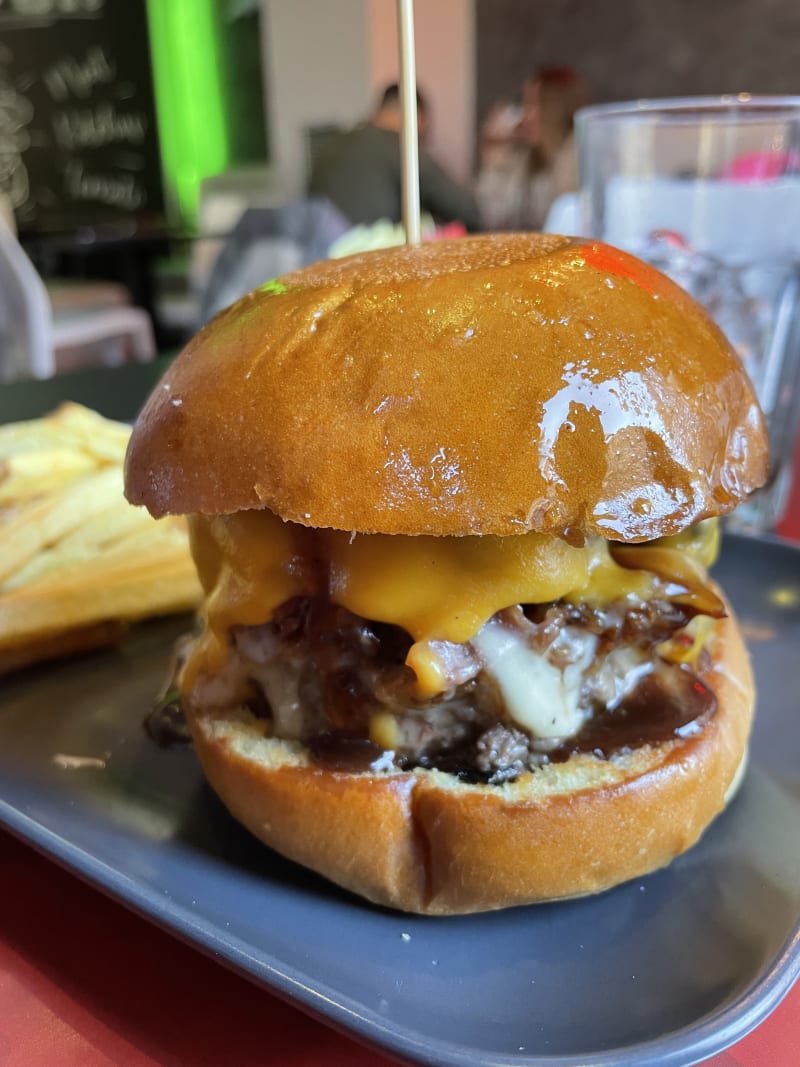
[608,544,726,618]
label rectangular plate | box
[0,533,798,1067]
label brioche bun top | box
[125,233,767,539]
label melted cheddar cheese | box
[325,528,587,643]
[184,510,719,696]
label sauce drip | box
[546,664,716,763]
[309,733,385,772]
[309,663,717,778]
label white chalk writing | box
[64,158,144,210]
[0,84,34,209]
[53,102,146,149]
[0,0,104,16]
[43,44,114,102]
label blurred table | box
[22,222,187,351]
[0,363,798,1067]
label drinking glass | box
[576,96,800,532]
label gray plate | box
[0,534,798,1067]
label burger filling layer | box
[181,513,723,783]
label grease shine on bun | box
[125,234,767,914]
[125,234,765,538]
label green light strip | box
[147,0,229,228]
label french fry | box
[0,419,74,457]
[48,402,131,463]
[0,403,203,671]
[0,552,200,649]
[0,403,129,465]
[3,503,155,589]
[0,467,124,584]
[0,447,97,502]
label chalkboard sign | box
[0,0,164,234]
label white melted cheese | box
[193,615,659,752]
[250,659,305,739]
[471,619,598,741]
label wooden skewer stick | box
[396,0,421,245]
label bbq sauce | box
[412,745,491,784]
[309,733,386,772]
[306,663,716,778]
[546,664,716,763]
[409,665,716,778]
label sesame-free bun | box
[184,602,753,915]
[125,234,767,540]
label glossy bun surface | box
[125,234,767,538]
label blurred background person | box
[308,83,480,232]
[475,66,588,231]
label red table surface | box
[3,439,800,1066]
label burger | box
[124,233,768,915]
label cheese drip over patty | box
[183,511,720,742]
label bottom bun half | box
[184,602,754,915]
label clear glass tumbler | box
[576,96,800,532]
